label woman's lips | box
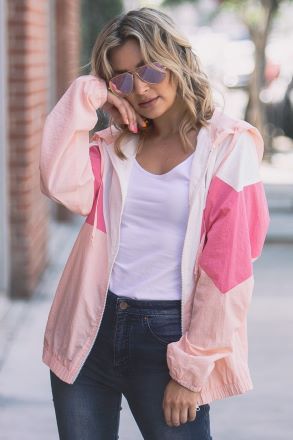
[138,96,159,108]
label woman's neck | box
[151,95,187,139]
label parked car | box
[262,75,293,139]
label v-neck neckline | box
[134,151,195,177]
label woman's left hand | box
[162,379,200,427]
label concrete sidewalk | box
[261,159,293,243]
[0,218,142,440]
[0,161,292,439]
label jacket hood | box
[91,106,264,165]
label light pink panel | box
[43,222,109,380]
[86,145,106,233]
[167,271,254,396]
[39,75,108,216]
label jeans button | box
[119,301,129,310]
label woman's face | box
[109,38,178,121]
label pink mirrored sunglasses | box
[109,62,166,96]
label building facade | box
[0,0,81,301]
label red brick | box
[8,0,80,298]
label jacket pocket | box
[144,314,182,345]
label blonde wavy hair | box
[90,7,215,160]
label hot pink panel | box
[199,176,269,293]
[86,146,106,233]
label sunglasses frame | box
[108,62,167,96]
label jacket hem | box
[200,380,254,405]
[43,350,79,384]
[169,372,254,405]
[44,348,254,406]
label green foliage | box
[163,0,285,10]
[81,0,123,70]
[162,0,287,33]
[81,0,123,131]
[162,0,196,5]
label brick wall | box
[56,0,81,98]
[7,0,81,298]
[8,0,49,298]
[55,0,81,221]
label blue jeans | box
[50,288,212,439]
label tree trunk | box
[244,0,277,159]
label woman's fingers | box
[108,85,136,128]
[179,406,189,425]
[120,103,147,131]
[124,102,146,129]
[187,405,197,422]
[169,405,191,427]
[106,90,148,133]
[163,404,172,427]
[170,406,181,427]
[164,404,196,427]
[162,379,200,427]
[136,113,147,128]
[107,91,129,124]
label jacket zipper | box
[180,145,214,335]
[72,166,125,383]
[180,236,186,335]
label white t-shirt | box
[109,151,195,300]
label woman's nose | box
[133,74,150,95]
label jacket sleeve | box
[166,130,270,392]
[39,75,108,216]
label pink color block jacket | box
[39,75,270,405]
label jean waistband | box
[106,288,181,314]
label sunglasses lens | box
[137,63,165,83]
[110,73,133,95]
[109,63,165,94]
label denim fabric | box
[50,288,213,440]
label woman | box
[40,7,270,440]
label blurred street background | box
[0,0,292,439]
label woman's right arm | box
[39,75,108,216]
